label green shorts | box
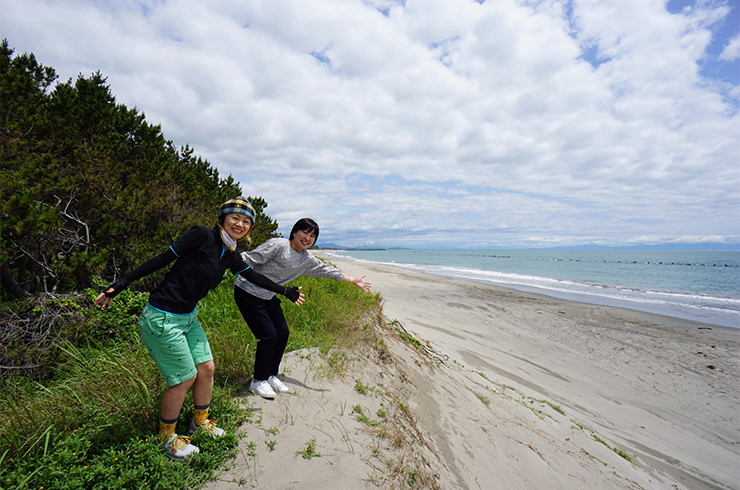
[139,303,213,387]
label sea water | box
[322,249,740,329]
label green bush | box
[0,284,148,383]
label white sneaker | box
[268,375,289,393]
[189,418,225,437]
[250,379,276,399]
[161,433,200,461]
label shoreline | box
[321,252,740,329]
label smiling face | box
[290,228,317,252]
[222,213,253,240]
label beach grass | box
[0,274,379,489]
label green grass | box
[0,272,380,489]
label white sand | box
[204,256,739,489]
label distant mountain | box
[315,243,409,250]
[314,243,347,249]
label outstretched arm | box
[94,249,177,308]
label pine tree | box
[1,40,278,298]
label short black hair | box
[289,218,319,241]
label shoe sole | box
[163,451,186,462]
[250,382,276,399]
[162,447,199,462]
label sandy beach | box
[205,256,739,489]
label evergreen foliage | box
[0,39,279,298]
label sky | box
[2,0,739,249]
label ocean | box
[321,249,740,329]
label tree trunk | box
[0,262,29,297]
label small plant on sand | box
[474,392,491,406]
[354,379,371,395]
[352,405,381,426]
[592,435,632,463]
[397,328,423,352]
[296,438,321,459]
[391,319,445,363]
[513,395,560,421]
[265,440,277,451]
[543,400,565,415]
[407,469,418,486]
[245,440,258,458]
[581,448,608,466]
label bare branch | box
[10,240,57,278]
[55,193,91,251]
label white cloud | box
[2,0,738,248]
[720,33,740,61]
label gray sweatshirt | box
[234,238,345,300]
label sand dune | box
[204,256,739,489]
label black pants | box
[234,287,289,381]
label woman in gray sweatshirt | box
[234,218,372,399]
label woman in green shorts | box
[94,197,304,461]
